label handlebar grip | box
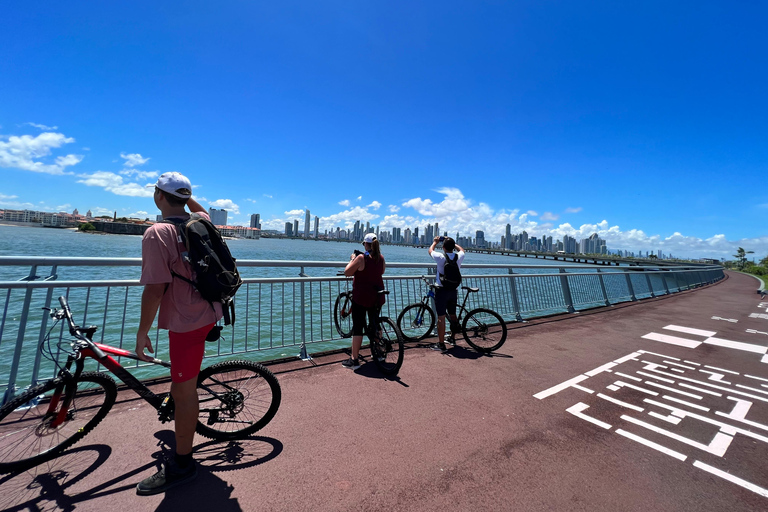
[58,296,79,335]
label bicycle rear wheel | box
[462,308,507,353]
[334,292,354,338]
[196,360,282,441]
[397,303,435,342]
[369,317,404,376]
[0,372,117,474]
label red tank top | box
[352,255,385,308]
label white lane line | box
[678,383,722,397]
[644,399,768,442]
[642,332,701,348]
[670,368,685,374]
[663,325,717,337]
[585,362,618,377]
[683,360,701,366]
[534,375,590,399]
[621,415,733,456]
[735,384,768,396]
[693,461,768,498]
[745,374,768,382]
[616,429,687,461]
[616,381,659,395]
[662,395,710,412]
[644,381,703,399]
[606,385,620,391]
[704,337,768,354]
[698,371,731,384]
[644,367,768,403]
[613,352,643,364]
[566,403,611,429]
[664,360,697,370]
[648,411,682,425]
[572,384,594,394]
[636,370,675,383]
[638,350,679,359]
[703,365,739,375]
[641,360,667,367]
[614,372,642,382]
[597,393,644,412]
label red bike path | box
[2,270,768,512]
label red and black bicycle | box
[0,296,281,474]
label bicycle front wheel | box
[334,292,354,338]
[462,308,507,353]
[0,372,117,474]
[369,317,404,376]
[196,360,282,441]
[397,303,435,342]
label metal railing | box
[0,256,724,403]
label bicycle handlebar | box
[57,296,108,360]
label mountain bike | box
[0,296,281,474]
[396,276,508,353]
[334,282,404,375]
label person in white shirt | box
[428,236,465,351]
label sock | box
[174,452,193,470]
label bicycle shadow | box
[0,430,283,512]
[352,359,410,386]
[418,344,514,360]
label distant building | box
[285,222,293,236]
[314,216,319,238]
[209,208,228,226]
[250,213,261,229]
[293,220,299,237]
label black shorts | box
[434,287,458,317]
[351,300,379,336]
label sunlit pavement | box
[3,270,767,512]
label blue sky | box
[1,1,766,259]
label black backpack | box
[161,213,242,325]
[440,253,462,290]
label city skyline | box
[1,3,766,260]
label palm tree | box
[733,247,754,270]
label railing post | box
[507,269,523,322]
[298,267,311,361]
[30,266,59,385]
[625,270,637,301]
[661,270,670,295]
[559,268,575,313]
[3,265,40,404]
[596,269,610,306]
[645,271,655,298]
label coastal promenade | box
[2,270,767,511]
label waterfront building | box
[314,216,319,238]
[209,208,228,226]
[304,209,310,239]
[250,213,261,229]
[476,230,486,248]
[293,220,299,237]
[285,222,293,237]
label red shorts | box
[169,323,214,383]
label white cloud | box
[56,203,72,211]
[338,199,350,206]
[246,198,257,203]
[541,212,559,221]
[367,201,382,210]
[26,122,58,131]
[209,199,240,214]
[120,169,158,180]
[357,196,362,201]
[120,153,150,167]
[526,210,538,216]
[263,194,273,199]
[0,193,18,200]
[388,204,400,213]
[128,210,149,218]
[0,132,83,175]
[565,207,583,214]
[76,171,155,197]
[284,209,304,216]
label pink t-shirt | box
[140,212,223,333]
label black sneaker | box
[341,357,361,369]
[430,342,448,352]
[136,459,197,496]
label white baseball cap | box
[149,172,192,198]
[363,233,377,243]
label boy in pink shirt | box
[135,172,222,495]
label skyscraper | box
[250,213,261,229]
[293,220,299,237]
[505,224,511,249]
[314,216,319,238]
[209,208,227,226]
[285,222,292,236]
[304,209,310,239]
[476,230,485,248]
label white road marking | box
[648,411,683,425]
[693,461,768,498]
[717,397,752,421]
[703,365,739,375]
[642,332,701,348]
[614,372,642,382]
[613,352,643,364]
[746,329,768,335]
[683,360,701,366]
[638,350,678,359]
[533,375,590,399]
[621,415,733,456]
[636,370,675,383]
[761,354,768,363]
[703,337,767,354]
[678,383,722,397]
[664,360,697,370]
[644,381,703,399]
[670,368,685,373]
[745,374,768,383]
[606,384,620,391]
[585,362,618,377]
[566,403,611,429]
[615,381,658,395]
[734,384,768,396]
[663,325,717,337]
[662,395,710,412]
[749,313,768,320]
[597,393,644,411]
[711,316,738,323]
[572,384,594,394]
[698,371,731,384]
[616,429,687,461]
[644,367,768,403]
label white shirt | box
[431,250,465,287]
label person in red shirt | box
[342,232,386,369]
[135,172,222,495]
